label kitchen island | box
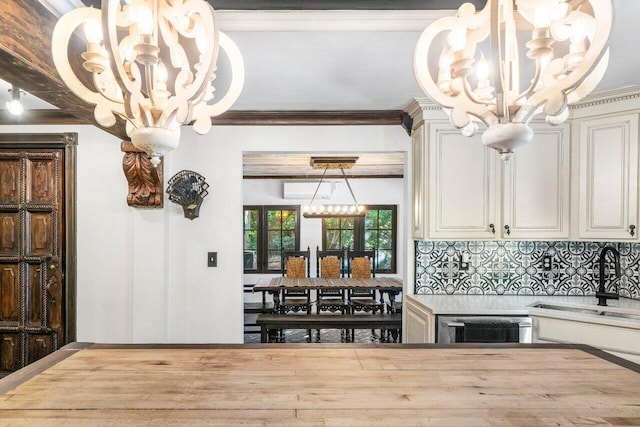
[0,343,638,426]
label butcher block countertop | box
[0,343,639,426]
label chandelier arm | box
[309,165,329,207]
[461,79,486,110]
[51,7,128,128]
[144,65,157,112]
[566,49,610,104]
[340,166,360,208]
[513,58,544,105]
[489,0,507,121]
[414,15,460,110]
[514,0,612,123]
[192,31,246,134]
[91,73,124,104]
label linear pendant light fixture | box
[51,0,244,166]
[302,157,366,219]
[414,0,611,162]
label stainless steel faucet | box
[597,246,620,306]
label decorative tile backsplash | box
[415,241,640,300]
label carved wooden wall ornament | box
[121,141,163,208]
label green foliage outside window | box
[322,205,396,273]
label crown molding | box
[216,10,450,32]
[569,86,640,110]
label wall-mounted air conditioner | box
[283,181,336,199]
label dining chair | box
[315,247,350,342]
[280,247,312,315]
[346,249,385,315]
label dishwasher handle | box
[447,321,531,328]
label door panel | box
[0,213,19,254]
[0,265,19,323]
[0,149,64,374]
[429,123,498,239]
[28,159,55,204]
[0,333,20,371]
[578,114,639,239]
[27,213,53,255]
[28,334,52,365]
[0,159,20,204]
[27,263,43,326]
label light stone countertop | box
[407,294,640,315]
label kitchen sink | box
[528,300,640,355]
[532,303,600,315]
[598,311,640,321]
[529,302,640,322]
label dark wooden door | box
[0,149,64,373]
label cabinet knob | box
[504,225,511,236]
[489,224,495,234]
[630,225,636,237]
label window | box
[322,205,397,273]
[244,205,300,273]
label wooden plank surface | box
[0,344,639,426]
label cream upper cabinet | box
[577,114,639,240]
[428,123,499,239]
[428,122,569,240]
[503,124,570,240]
[411,125,428,240]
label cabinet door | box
[578,114,639,240]
[412,125,428,239]
[503,124,570,239]
[429,124,498,239]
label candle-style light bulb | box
[447,25,466,51]
[570,17,588,44]
[84,19,102,44]
[157,62,168,84]
[137,5,154,36]
[476,53,490,82]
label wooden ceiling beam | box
[0,0,127,139]
[213,110,407,127]
[0,108,410,129]
[82,0,486,10]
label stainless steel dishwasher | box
[436,315,532,343]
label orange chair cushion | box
[286,257,306,278]
[351,257,371,278]
[320,257,341,278]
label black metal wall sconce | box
[166,170,209,220]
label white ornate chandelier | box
[414,0,611,161]
[52,0,244,166]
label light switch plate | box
[207,252,217,267]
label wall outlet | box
[542,255,552,271]
[207,252,217,267]
[459,252,470,271]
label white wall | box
[0,124,410,344]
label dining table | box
[253,276,403,313]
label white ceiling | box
[217,0,640,110]
[7,1,639,112]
